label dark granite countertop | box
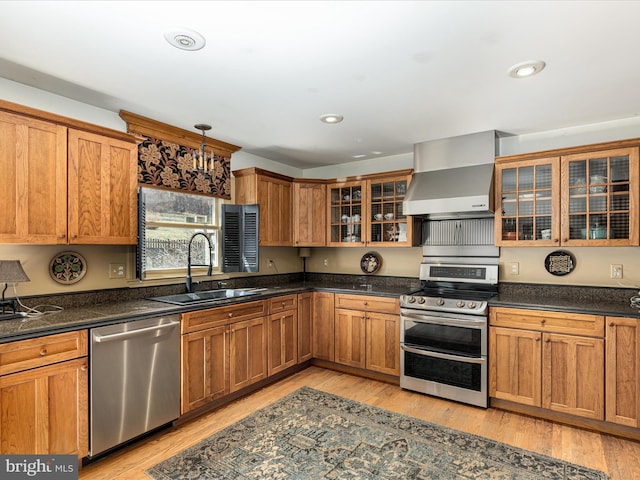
[0,276,417,343]
[491,283,640,319]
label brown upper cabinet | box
[293,180,326,247]
[327,170,418,247]
[495,141,639,246]
[234,168,293,246]
[0,101,138,245]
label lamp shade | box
[298,248,312,258]
[0,260,30,283]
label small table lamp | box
[0,260,30,320]
[298,248,311,281]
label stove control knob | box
[407,296,416,303]
[457,300,466,308]
[468,301,477,309]
[417,297,426,304]
[436,298,445,306]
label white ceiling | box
[2,1,640,169]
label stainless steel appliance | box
[400,234,499,408]
[89,315,181,457]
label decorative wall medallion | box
[544,250,576,276]
[50,252,87,285]
[360,252,382,274]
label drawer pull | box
[39,348,47,356]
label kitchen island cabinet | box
[0,330,88,457]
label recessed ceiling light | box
[508,60,546,78]
[320,114,344,124]
[164,28,206,51]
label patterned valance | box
[138,136,231,198]
[119,110,241,200]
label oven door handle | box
[401,344,486,364]
[401,312,486,328]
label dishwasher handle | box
[93,320,180,343]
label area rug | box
[146,386,609,479]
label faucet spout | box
[186,232,213,293]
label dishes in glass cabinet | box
[373,213,383,221]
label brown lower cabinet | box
[490,307,605,421]
[0,330,88,457]
[229,317,267,392]
[181,294,311,415]
[312,292,335,361]
[606,316,640,427]
[333,294,400,376]
[267,295,298,376]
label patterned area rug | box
[146,387,609,479]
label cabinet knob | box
[281,302,285,307]
[58,233,66,239]
[81,363,88,372]
[544,338,550,343]
[540,319,546,324]
[364,302,368,306]
[609,322,615,327]
[39,348,47,356]
[228,313,233,318]
[535,338,540,342]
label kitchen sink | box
[149,289,260,306]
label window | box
[138,187,220,280]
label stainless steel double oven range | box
[400,240,498,408]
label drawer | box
[181,300,267,334]
[335,294,399,314]
[489,307,604,337]
[0,330,88,376]
[268,294,297,314]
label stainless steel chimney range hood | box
[403,130,499,218]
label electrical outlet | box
[323,258,328,267]
[109,263,125,279]
[267,259,273,268]
[611,264,623,279]
[510,262,519,275]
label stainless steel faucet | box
[186,232,213,293]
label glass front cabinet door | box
[327,172,414,247]
[495,157,561,245]
[496,146,639,246]
[561,147,638,246]
[328,180,365,246]
[367,175,412,246]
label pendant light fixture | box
[193,123,215,174]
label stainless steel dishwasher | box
[89,314,181,457]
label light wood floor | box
[79,366,640,480]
